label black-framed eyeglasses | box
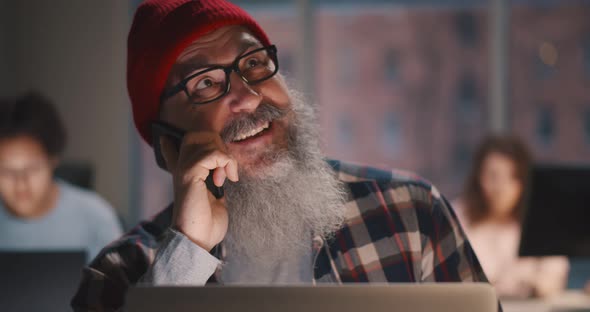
[161,45,279,105]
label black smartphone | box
[151,121,224,199]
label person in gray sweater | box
[0,92,122,260]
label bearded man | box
[72,0,490,310]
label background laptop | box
[126,283,498,312]
[519,164,590,289]
[0,251,85,312]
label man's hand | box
[160,132,239,251]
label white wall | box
[0,0,133,219]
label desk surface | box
[502,291,590,312]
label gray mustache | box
[221,103,289,142]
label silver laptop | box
[126,283,498,312]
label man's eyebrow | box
[172,55,210,80]
[237,39,262,54]
[172,39,264,80]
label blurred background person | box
[453,134,569,298]
[0,92,123,261]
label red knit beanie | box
[127,0,271,144]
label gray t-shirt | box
[0,180,123,261]
[220,250,313,284]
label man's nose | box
[224,72,262,113]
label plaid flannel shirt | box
[71,160,491,311]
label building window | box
[337,115,354,146]
[454,11,478,48]
[382,112,402,154]
[453,141,471,174]
[535,58,552,79]
[536,106,555,146]
[384,49,399,81]
[535,47,556,80]
[456,74,479,122]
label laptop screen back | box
[519,165,590,257]
[0,251,85,312]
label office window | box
[454,11,478,48]
[510,3,590,167]
[314,1,491,197]
[536,106,555,146]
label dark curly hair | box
[463,134,532,225]
[0,92,67,157]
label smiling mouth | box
[232,121,271,143]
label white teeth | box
[234,121,270,142]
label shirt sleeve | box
[139,228,221,285]
[418,189,503,312]
[71,227,220,312]
[419,189,489,283]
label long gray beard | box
[222,90,348,272]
